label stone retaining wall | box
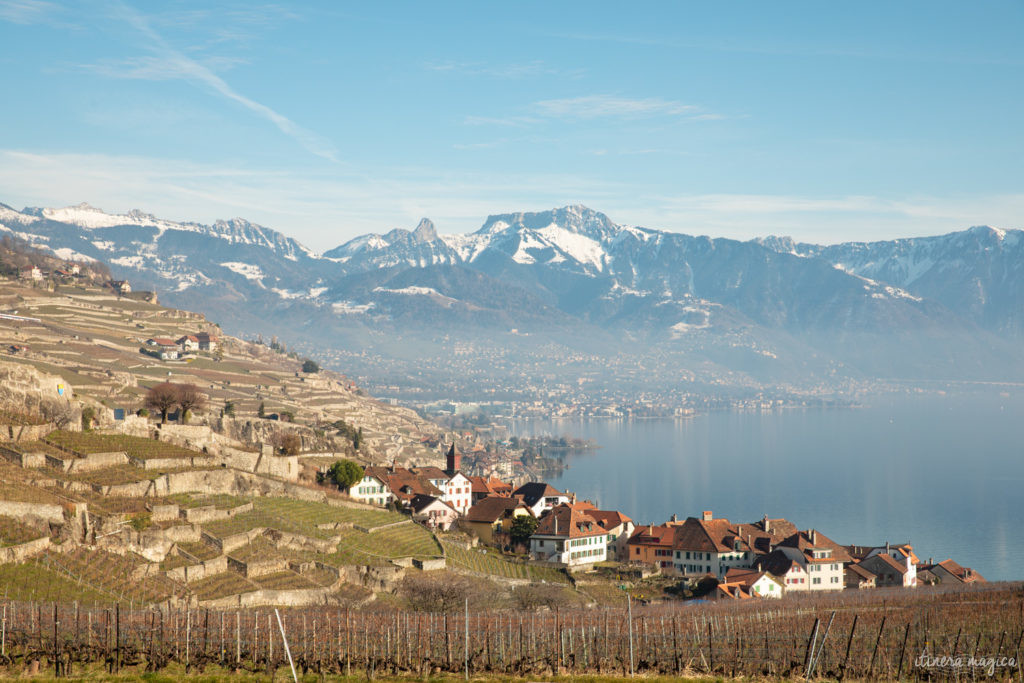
[0,500,65,525]
[0,536,50,563]
[200,586,334,609]
[166,555,229,584]
[180,502,252,524]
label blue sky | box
[1,1,1021,250]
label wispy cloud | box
[89,2,338,163]
[535,95,699,119]
[0,0,54,24]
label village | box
[348,443,986,601]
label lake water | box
[509,391,1024,581]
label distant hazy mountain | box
[3,200,1022,384]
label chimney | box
[762,515,770,533]
[703,510,713,522]
[885,540,890,553]
[810,529,817,545]
[671,514,678,523]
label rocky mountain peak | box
[412,218,438,243]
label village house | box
[144,337,180,360]
[345,468,392,507]
[774,529,850,591]
[111,280,131,295]
[529,503,607,568]
[408,445,473,513]
[466,475,513,504]
[671,512,759,579]
[752,548,811,591]
[721,568,784,599]
[845,563,877,589]
[378,467,444,507]
[408,494,458,531]
[856,552,917,588]
[195,332,217,351]
[586,508,635,562]
[18,265,42,280]
[512,481,571,517]
[176,335,200,352]
[922,559,985,585]
[462,495,534,544]
[626,524,677,573]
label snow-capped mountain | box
[758,226,1024,336]
[3,200,1023,382]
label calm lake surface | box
[509,391,1024,581]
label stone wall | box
[0,444,45,468]
[0,536,50,563]
[65,451,129,472]
[199,586,334,609]
[166,555,229,584]
[149,504,180,522]
[180,502,252,524]
[0,500,65,525]
[0,423,55,442]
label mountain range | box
[3,200,1023,390]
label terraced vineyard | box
[170,492,248,509]
[252,570,317,591]
[0,516,45,547]
[45,431,203,460]
[42,548,183,604]
[443,540,570,584]
[203,497,406,541]
[190,572,256,601]
[0,562,113,604]
[321,523,442,567]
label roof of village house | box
[777,529,853,563]
[587,509,633,530]
[731,523,778,555]
[410,465,451,482]
[195,331,217,340]
[723,568,782,589]
[362,466,393,486]
[672,516,736,553]
[931,559,985,583]
[716,584,753,600]
[533,504,603,539]
[176,335,200,343]
[627,523,676,548]
[753,547,805,576]
[861,552,908,575]
[512,482,565,506]
[465,495,532,523]
[409,494,455,515]
[383,468,444,501]
[755,516,799,541]
[147,337,178,347]
[846,563,877,581]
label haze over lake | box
[511,390,1023,581]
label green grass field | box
[319,523,442,567]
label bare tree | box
[175,383,207,424]
[144,382,179,424]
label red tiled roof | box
[534,504,603,539]
[777,530,853,563]
[465,496,532,523]
[588,509,632,530]
[627,524,676,548]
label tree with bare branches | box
[144,382,179,424]
[175,383,207,424]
